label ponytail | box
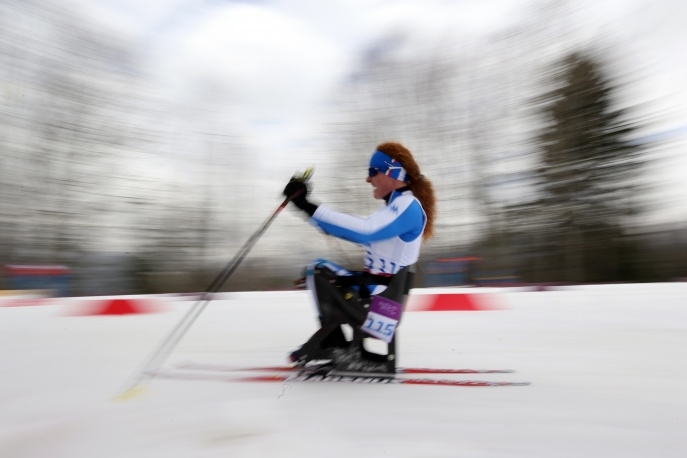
[376,142,436,241]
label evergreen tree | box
[530,51,645,282]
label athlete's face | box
[366,171,401,200]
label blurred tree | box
[0,0,142,266]
[0,0,245,294]
[522,51,646,283]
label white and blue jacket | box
[309,188,426,275]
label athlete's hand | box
[283,179,318,217]
[283,179,308,200]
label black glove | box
[283,179,318,217]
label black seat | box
[343,264,415,373]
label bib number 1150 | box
[363,313,397,343]
[362,295,403,343]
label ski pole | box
[116,169,314,399]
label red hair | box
[376,142,436,241]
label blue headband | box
[369,150,409,182]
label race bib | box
[361,295,403,343]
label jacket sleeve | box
[311,197,424,245]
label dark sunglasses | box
[369,166,401,177]
[368,167,380,177]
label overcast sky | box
[76,0,687,142]
[77,0,535,152]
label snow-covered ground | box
[1,284,686,458]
